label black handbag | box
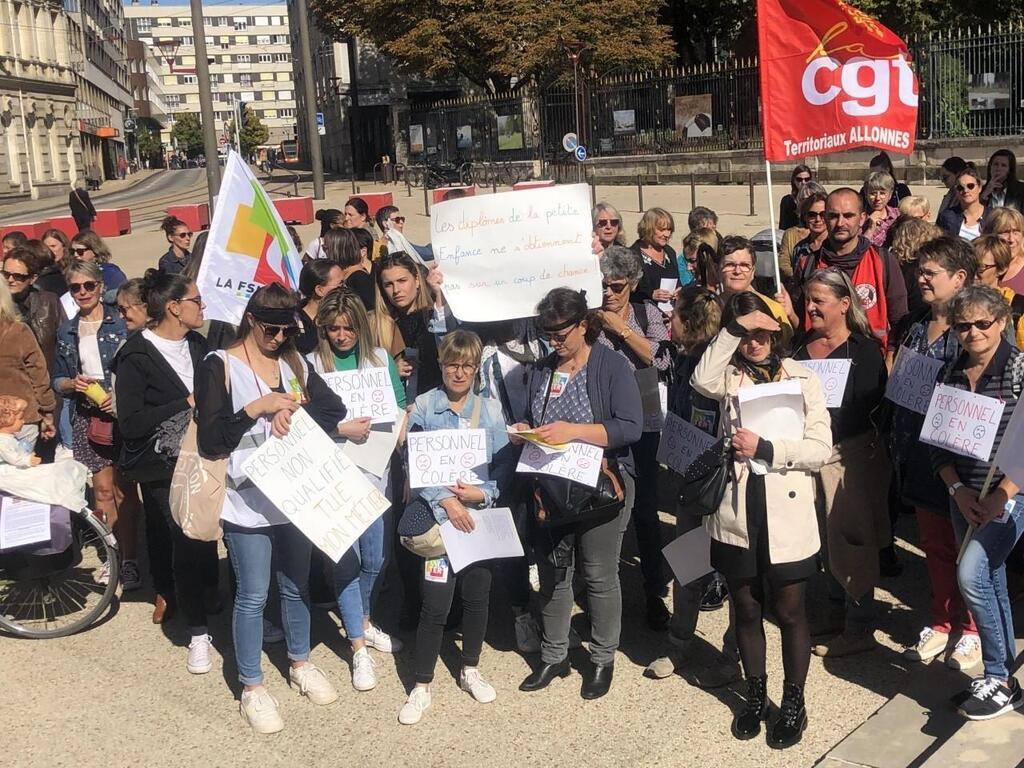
[532,457,625,528]
[678,438,733,517]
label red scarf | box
[802,245,890,347]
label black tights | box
[728,576,810,685]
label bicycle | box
[0,504,120,639]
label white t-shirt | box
[143,329,194,392]
[78,319,104,378]
[304,238,325,260]
[959,220,981,242]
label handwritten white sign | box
[430,184,601,321]
[885,348,944,415]
[656,412,717,475]
[407,428,489,488]
[799,358,852,408]
[321,367,399,424]
[919,383,1005,462]
[439,507,525,573]
[241,409,390,562]
[516,440,603,487]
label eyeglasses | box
[69,281,99,294]
[71,246,91,255]
[442,362,478,375]
[805,211,826,220]
[2,269,30,282]
[258,322,300,341]
[602,280,630,293]
[174,231,194,239]
[976,263,999,273]
[957,183,978,192]
[116,303,142,316]
[721,261,753,274]
[953,319,998,332]
[390,216,406,224]
[596,218,621,227]
[177,295,202,306]
[539,323,579,344]
[916,267,945,280]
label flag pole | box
[955,463,999,565]
[763,159,782,293]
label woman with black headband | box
[195,283,348,734]
[511,287,642,701]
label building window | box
[179,75,197,85]
[274,53,290,63]
[237,54,250,63]
[254,16,269,25]
[233,19,247,31]
[272,34,288,44]
[220,41,230,50]
[256,35,272,45]
[239,74,253,86]
[279,108,294,118]
[258,53,273,63]
[180,36,193,45]
[136,18,152,32]
[277,90,292,100]
[179,17,191,26]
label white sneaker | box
[119,559,142,592]
[947,634,983,670]
[186,634,213,674]
[262,619,284,645]
[97,560,110,586]
[515,612,542,654]
[398,686,431,725]
[351,647,377,691]
[529,563,541,592]
[288,663,338,705]
[459,667,497,703]
[364,623,403,653]
[903,627,950,662]
[240,688,284,734]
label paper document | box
[661,526,713,587]
[0,497,52,550]
[657,278,678,314]
[341,413,405,478]
[507,427,568,453]
[737,379,804,441]
[439,507,525,573]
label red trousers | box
[916,508,977,635]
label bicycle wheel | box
[0,508,119,639]
[459,163,474,187]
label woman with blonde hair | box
[888,216,942,314]
[972,234,1024,348]
[592,202,626,249]
[898,195,931,220]
[681,228,720,289]
[630,207,680,306]
[986,206,1024,292]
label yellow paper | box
[507,427,569,453]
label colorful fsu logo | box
[226,180,300,289]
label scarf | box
[735,353,783,384]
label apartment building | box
[126,37,171,165]
[125,2,297,149]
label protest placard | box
[430,184,601,321]
[241,409,390,562]
[661,526,713,587]
[885,348,944,415]
[516,440,604,487]
[321,367,399,424]
[407,429,489,488]
[799,358,852,408]
[656,412,718,475]
[919,383,1005,462]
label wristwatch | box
[620,328,633,341]
[948,481,964,497]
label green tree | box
[170,112,204,158]
[310,0,676,93]
[136,124,162,160]
[225,106,270,156]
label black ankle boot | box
[768,680,807,749]
[731,675,770,740]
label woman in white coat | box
[692,291,832,750]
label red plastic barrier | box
[349,192,393,219]
[272,196,314,225]
[44,216,79,239]
[512,180,556,191]
[431,186,477,204]
[0,221,50,240]
[92,208,132,237]
[166,203,210,232]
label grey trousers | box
[535,471,633,665]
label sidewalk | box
[2,170,161,221]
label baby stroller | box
[0,450,119,638]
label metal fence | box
[407,23,1024,165]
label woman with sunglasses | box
[158,215,193,276]
[778,165,813,230]
[592,202,626,250]
[933,285,1024,720]
[52,259,137,587]
[114,270,219,641]
[195,283,348,734]
[691,291,832,749]
[972,235,1024,349]
[788,190,829,286]
[308,287,405,692]
[70,230,126,290]
[938,168,991,243]
[596,245,672,628]
[4,245,63,371]
[887,236,982,672]
[513,288,642,701]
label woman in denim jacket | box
[397,329,514,725]
[52,259,134,583]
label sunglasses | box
[795,176,812,183]
[957,183,978,192]
[2,269,30,281]
[953,319,998,332]
[390,216,406,224]
[805,211,826,220]
[539,323,579,344]
[71,246,91,255]
[602,281,629,293]
[69,281,98,294]
[174,231,194,238]
[258,321,300,341]
[596,218,621,227]
[117,303,142,316]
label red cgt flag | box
[757,0,919,162]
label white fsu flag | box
[196,152,303,324]
[994,400,1024,489]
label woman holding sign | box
[791,270,890,659]
[691,291,832,749]
[887,237,982,671]
[513,288,643,701]
[931,285,1024,719]
[311,287,406,692]
[195,283,347,734]
[396,330,512,725]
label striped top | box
[930,340,1024,491]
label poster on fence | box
[320,368,399,424]
[431,184,601,322]
[919,384,1004,462]
[241,409,390,562]
[407,429,489,488]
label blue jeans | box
[223,522,313,686]
[950,497,1024,680]
[334,515,384,642]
